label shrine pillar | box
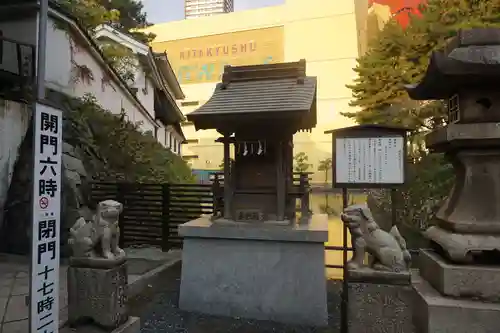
[276,140,285,220]
[222,134,232,219]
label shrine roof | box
[405,28,500,100]
[187,60,317,130]
[325,124,410,137]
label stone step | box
[412,274,500,333]
[418,249,500,300]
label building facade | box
[94,25,186,155]
[147,0,426,183]
[0,0,188,231]
[146,0,370,184]
[185,0,234,19]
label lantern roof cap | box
[406,28,500,100]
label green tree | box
[293,152,312,173]
[345,0,500,147]
[58,0,154,42]
[99,42,137,82]
[57,0,155,84]
[99,0,156,42]
[343,0,500,244]
[66,94,194,183]
[317,158,332,184]
[58,0,120,29]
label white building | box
[94,24,187,154]
[0,0,186,228]
[185,0,234,18]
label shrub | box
[64,93,194,183]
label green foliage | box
[367,154,454,248]
[99,0,156,43]
[65,94,195,183]
[57,0,155,93]
[58,0,155,44]
[317,158,332,184]
[345,0,500,142]
[344,0,500,239]
[99,42,137,83]
[293,152,312,173]
[58,0,120,29]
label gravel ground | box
[128,262,343,333]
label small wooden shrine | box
[187,59,316,224]
[178,60,328,326]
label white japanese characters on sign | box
[335,136,404,184]
[30,103,63,333]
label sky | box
[142,0,284,24]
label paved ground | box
[128,262,343,333]
[0,247,181,333]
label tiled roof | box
[187,60,317,118]
[190,77,316,116]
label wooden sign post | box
[324,124,409,333]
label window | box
[183,155,199,160]
[181,101,200,107]
[164,129,168,147]
[185,139,199,144]
[169,132,174,150]
[178,142,182,155]
[448,94,460,123]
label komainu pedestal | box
[348,269,414,333]
[341,204,414,333]
[66,199,134,331]
[67,262,128,329]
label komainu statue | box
[341,204,411,272]
[68,199,125,266]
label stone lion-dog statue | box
[68,199,125,264]
[341,204,411,272]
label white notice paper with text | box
[335,136,404,184]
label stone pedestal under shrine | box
[178,215,329,326]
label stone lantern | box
[405,28,500,332]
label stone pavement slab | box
[0,248,181,333]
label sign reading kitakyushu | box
[335,136,404,184]
[30,103,63,333]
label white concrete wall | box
[0,17,183,219]
[47,23,156,133]
[0,17,157,134]
[163,126,183,155]
[93,25,186,154]
[132,70,155,119]
[0,100,30,229]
